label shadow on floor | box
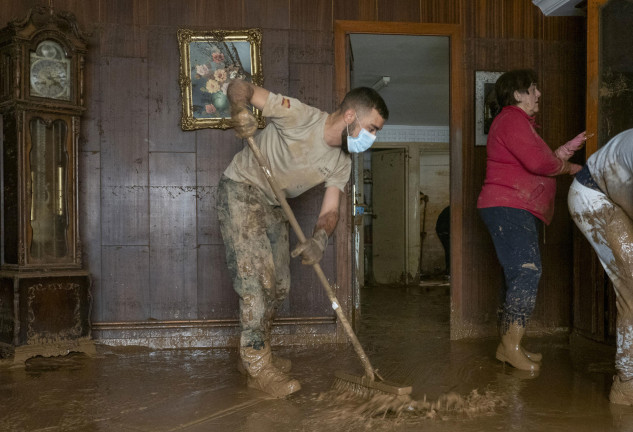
[1,284,631,431]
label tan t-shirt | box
[223,92,352,205]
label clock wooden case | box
[0,6,94,364]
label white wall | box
[418,142,450,276]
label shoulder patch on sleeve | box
[281,97,291,109]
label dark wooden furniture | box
[0,6,94,364]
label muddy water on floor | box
[1,284,632,431]
[278,284,631,432]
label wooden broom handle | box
[246,137,376,380]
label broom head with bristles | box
[333,370,412,398]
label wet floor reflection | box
[1,283,632,431]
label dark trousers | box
[479,207,542,331]
[435,206,450,273]
[437,231,450,273]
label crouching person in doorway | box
[568,129,633,405]
[216,78,388,397]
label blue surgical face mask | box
[346,114,376,153]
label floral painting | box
[178,28,264,131]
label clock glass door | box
[28,115,69,262]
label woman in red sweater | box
[477,69,585,372]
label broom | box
[246,136,412,398]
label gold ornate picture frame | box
[177,28,264,131]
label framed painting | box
[475,71,503,146]
[178,28,264,131]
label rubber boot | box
[496,310,541,362]
[522,347,542,362]
[610,376,633,406]
[496,322,540,372]
[240,343,301,398]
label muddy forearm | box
[314,210,339,237]
[555,159,582,176]
[227,80,258,138]
[227,79,254,110]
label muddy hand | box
[556,131,589,160]
[291,229,328,265]
[231,106,258,138]
[569,162,582,175]
[558,160,582,175]
[568,131,589,150]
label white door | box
[371,148,407,284]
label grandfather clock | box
[0,6,94,364]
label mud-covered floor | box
[2,282,632,432]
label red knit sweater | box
[477,106,565,225]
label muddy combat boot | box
[496,323,540,372]
[238,314,292,374]
[610,376,633,405]
[240,344,301,398]
[237,352,292,374]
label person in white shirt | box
[568,129,633,405]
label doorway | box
[349,32,450,287]
[334,21,464,336]
[356,144,451,286]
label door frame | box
[334,20,464,338]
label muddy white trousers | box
[569,179,633,380]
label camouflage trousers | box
[217,175,290,350]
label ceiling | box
[531,0,586,16]
[350,34,450,127]
[348,2,586,128]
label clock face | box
[30,41,71,101]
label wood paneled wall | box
[464,3,586,335]
[0,0,586,344]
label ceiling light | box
[371,76,390,91]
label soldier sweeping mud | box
[216,79,388,397]
[568,129,633,405]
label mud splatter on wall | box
[599,1,633,143]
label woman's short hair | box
[340,87,389,120]
[495,69,538,108]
